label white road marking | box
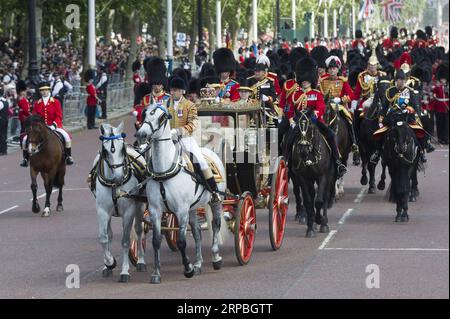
[338,208,354,225]
[353,188,367,203]
[323,247,449,252]
[435,149,449,152]
[0,205,19,215]
[318,230,338,250]
[0,187,89,194]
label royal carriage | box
[128,94,289,266]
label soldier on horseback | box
[371,69,427,163]
[20,82,74,167]
[319,55,361,165]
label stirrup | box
[351,144,359,153]
[336,162,347,178]
[426,142,435,153]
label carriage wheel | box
[128,235,146,267]
[269,156,289,250]
[234,192,256,265]
[164,213,179,252]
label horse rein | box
[294,111,322,168]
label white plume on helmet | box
[325,55,341,68]
[256,54,271,67]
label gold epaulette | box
[339,76,348,82]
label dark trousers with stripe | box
[435,112,449,143]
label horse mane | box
[25,114,45,129]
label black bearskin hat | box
[145,57,168,87]
[134,82,151,106]
[132,60,141,72]
[329,49,344,65]
[295,57,318,88]
[188,78,200,95]
[199,76,220,89]
[425,26,433,38]
[199,62,216,78]
[169,76,187,91]
[355,29,363,39]
[83,69,96,82]
[213,48,236,74]
[310,45,329,69]
[390,26,398,39]
[16,80,27,94]
[436,63,449,81]
[416,29,427,41]
[289,47,309,70]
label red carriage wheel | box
[269,156,289,250]
[128,237,146,267]
[165,212,179,252]
[234,191,256,265]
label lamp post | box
[28,0,40,89]
[198,0,203,47]
[216,0,222,48]
[167,0,173,73]
[88,0,96,70]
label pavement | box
[0,115,448,299]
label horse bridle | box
[99,133,128,170]
[294,111,322,168]
[389,114,417,164]
[141,104,172,140]
[27,124,51,157]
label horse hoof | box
[105,257,117,270]
[118,274,130,283]
[136,263,147,272]
[41,207,50,217]
[32,203,40,214]
[194,266,202,275]
[102,268,113,278]
[368,186,376,194]
[401,214,409,223]
[360,175,368,185]
[184,266,195,278]
[395,215,401,223]
[212,259,223,270]
[409,196,416,202]
[150,275,161,284]
[299,216,307,225]
[377,181,385,191]
[306,230,316,238]
[56,204,64,212]
[319,225,330,233]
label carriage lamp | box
[245,119,258,149]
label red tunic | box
[133,73,143,91]
[266,72,281,96]
[319,74,354,107]
[292,89,326,123]
[279,79,299,120]
[219,79,240,102]
[432,84,449,113]
[414,39,428,49]
[351,39,365,50]
[86,83,97,107]
[18,97,31,126]
[33,97,63,128]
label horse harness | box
[293,111,323,168]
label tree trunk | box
[157,1,167,58]
[188,4,197,66]
[125,10,139,81]
[230,7,241,55]
[205,0,215,59]
[36,0,43,69]
[105,9,115,45]
[20,12,29,80]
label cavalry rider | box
[319,55,361,165]
[351,51,387,136]
[351,30,365,55]
[16,80,31,155]
[382,26,402,54]
[371,70,427,164]
[20,82,74,167]
[285,57,347,178]
[247,56,277,112]
[213,48,240,102]
[252,54,281,96]
[166,76,222,203]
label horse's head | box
[388,110,415,156]
[324,96,339,125]
[25,115,48,156]
[293,108,317,160]
[99,122,128,175]
[135,103,172,142]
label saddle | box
[373,122,426,140]
[182,151,224,184]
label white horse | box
[136,104,226,284]
[92,122,146,282]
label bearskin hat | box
[172,67,190,85]
[329,49,344,65]
[355,29,363,39]
[390,26,398,39]
[295,57,318,88]
[416,29,427,41]
[434,46,446,61]
[213,48,236,74]
[436,63,449,81]
[425,26,433,38]
[145,57,168,87]
[289,47,309,70]
[348,65,365,88]
[134,82,151,106]
[199,62,216,78]
[188,78,200,95]
[169,76,187,91]
[411,63,433,83]
[243,57,256,70]
[132,60,141,72]
[83,69,96,82]
[16,80,27,94]
[310,45,329,69]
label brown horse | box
[25,115,66,217]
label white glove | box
[261,94,270,102]
[332,97,341,104]
[48,123,57,131]
[171,128,179,137]
[290,122,296,129]
[132,110,138,117]
[362,97,373,109]
[378,123,383,128]
[350,100,358,112]
[278,116,282,124]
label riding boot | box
[346,118,361,165]
[328,137,347,178]
[20,150,29,167]
[202,168,221,202]
[65,148,74,165]
[425,138,435,153]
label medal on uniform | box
[177,108,183,118]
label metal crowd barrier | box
[62,81,134,125]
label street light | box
[28,0,40,90]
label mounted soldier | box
[142,57,171,107]
[319,55,360,165]
[247,55,278,114]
